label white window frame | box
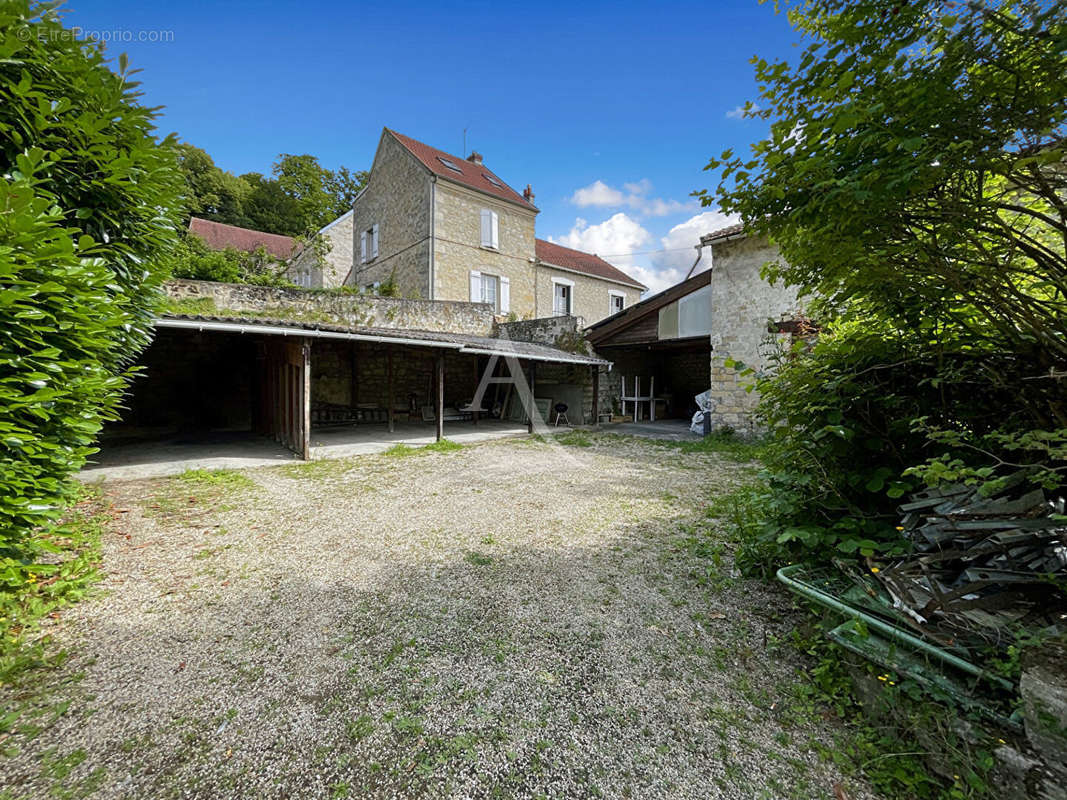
[552,277,574,316]
[479,208,499,250]
[470,270,507,313]
[608,290,626,315]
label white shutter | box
[480,209,491,247]
[469,270,481,302]
[360,231,367,264]
[490,211,499,249]
[371,224,379,259]
[499,276,510,313]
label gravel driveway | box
[1,434,870,799]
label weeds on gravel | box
[384,440,462,458]
[0,485,108,687]
[550,431,593,447]
[144,468,256,522]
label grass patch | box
[551,431,593,447]
[0,485,109,686]
[383,439,462,458]
[144,468,256,522]
[277,458,354,480]
[464,551,493,566]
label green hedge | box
[0,3,181,565]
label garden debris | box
[869,474,1066,650]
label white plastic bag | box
[694,389,713,412]
[690,410,707,435]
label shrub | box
[165,232,294,286]
[0,3,181,563]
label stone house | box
[700,223,804,431]
[343,128,645,323]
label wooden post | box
[435,352,445,442]
[301,339,311,460]
[592,366,600,427]
[527,361,537,434]
[387,348,395,433]
[471,357,480,426]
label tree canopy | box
[702,0,1067,568]
[176,144,367,236]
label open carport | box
[87,315,607,478]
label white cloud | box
[568,179,697,218]
[552,213,653,268]
[726,102,761,120]
[549,208,740,298]
[570,180,625,207]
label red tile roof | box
[387,129,538,211]
[535,239,647,290]
[188,217,297,260]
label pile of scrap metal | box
[777,472,1066,725]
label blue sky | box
[65,0,801,293]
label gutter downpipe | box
[776,564,1015,692]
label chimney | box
[523,184,535,204]
[467,151,483,165]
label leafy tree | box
[175,143,250,227]
[0,3,181,555]
[164,233,293,286]
[240,172,304,236]
[701,0,1067,567]
[274,154,367,231]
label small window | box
[483,173,502,187]
[437,156,462,173]
[479,209,499,249]
[360,224,379,264]
[553,281,572,316]
[610,292,625,315]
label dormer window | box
[479,209,499,249]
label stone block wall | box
[535,264,643,325]
[320,211,354,288]
[164,279,496,336]
[707,235,803,431]
[433,181,538,316]
[350,132,432,298]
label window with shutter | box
[480,209,498,249]
[470,270,481,302]
[499,276,510,313]
[371,224,379,259]
[360,231,367,264]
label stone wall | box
[494,314,588,350]
[350,132,432,298]
[164,279,495,336]
[535,264,643,325]
[433,181,538,316]
[707,235,803,431]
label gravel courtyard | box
[1,434,870,799]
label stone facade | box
[534,263,642,324]
[433,181,538,316]
[164,279,495,336]
[319,210,354,288]
[349,132,433,298]
[707,235,803,431]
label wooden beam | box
[435,352,445,442]
[387,348,395,433]
[592,366,600,427]
[301,339,311,460]
[527,361,537,434]
[472,357,480,426]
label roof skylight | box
[437,156,462,173]
[483,173,502,187]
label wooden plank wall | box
[255,338,311,459]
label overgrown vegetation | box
[0,2,181,611]
[701,0,1066,570]
[162,231,295,286]
[0,486,108,686]
[383,440,463,458]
